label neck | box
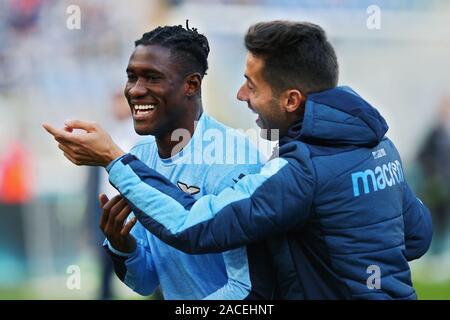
[155,104,203,159]
[278,108,305,139]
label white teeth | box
[134,104,155,111]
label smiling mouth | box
[132,104,156,119]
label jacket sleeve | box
[103,221,160,295]
[106,144,315,254]
[402,183,433,261]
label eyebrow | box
[244,74,256,86]
[126,65,164,75]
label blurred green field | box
[1,255,448,300]
[1,279,449,300]
[414,279,450,300]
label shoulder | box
[279,140,313,166]
[199,113,266,192]
[201,113,266,165]
[129,136,157,157]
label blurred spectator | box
[0,139,33,285]
[0,140,33,204]
[6,0,43,33]
[417,96,450,255]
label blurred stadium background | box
[0,0,450,299]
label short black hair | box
[245,20,338,95]
[135,21,210,77]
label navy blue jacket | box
[107,86,432,299]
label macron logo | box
[351,160,404,197]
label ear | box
[281,89,304,113]
[185,73,202,97]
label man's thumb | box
[64,119,96,132]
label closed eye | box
[127,73,137,81]
[146,74,162,81]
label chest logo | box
[177,181,201,195]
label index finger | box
[42,123,75,142]
[102,194,124,211]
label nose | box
[127,78,147,98]
[237,83,248,102]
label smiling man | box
[45,21,432,299]
[44,24,274,300]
